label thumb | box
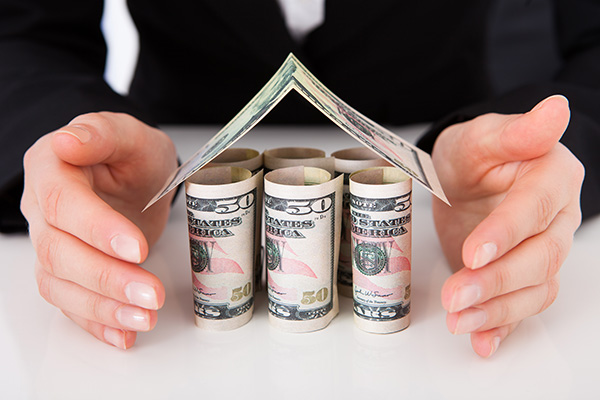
[484,95,571,165]
[51,112,162,167]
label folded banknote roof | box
[144,53,448,212]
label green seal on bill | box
[354,243,387,276]
[190,238,209,273]
[266,239,282,272]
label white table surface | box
[2,125,599,400]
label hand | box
[21,112,178,349]
[431,95,584,357]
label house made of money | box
[145,53,447,211]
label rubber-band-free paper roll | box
[185,166,262,330]
[263,147,334,175]
[332,147,390,297]
[264,166,342,332]
[206,148,264,291]
[349,167,412,334]
[206,147,263,175]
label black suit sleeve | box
[417,0,600,221]
[0,1,151,233]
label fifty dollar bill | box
[264,166,342,333]
[350,167,412,334]
[332,147,390,298]
[185,166,262,330]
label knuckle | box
[41,183,65,227]
[462,114,498,146]
[36,230,59,276]
[157,128,176,154]
[70,112,114,136]
[495,299,512,326]
[561,150,585,185]
[87,221,103,255]
[19,192,32,222]
[573,209,583,231]
[538,275,560,315]
[560,148,585,194]
[472,113,499,129]
[573,158,585,185]
[534,191,555,233]
[23,146,35,170]
[541,234,568,282]
[35,267,55,305]
[95,266,114,297]
[492,262,512,297]
[86,294,105,323]
[498,214,520,249]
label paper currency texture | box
[263,147,334,175]
[206,148,264,291]
[349,167,412,334]
[185,166,262,330]
[207,148,263,175]
[145,53,447,212]
[264,166,342,332]
[332,147,390,298]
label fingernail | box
[488,336,501,357]
[54,125,91,143]
[125,282,158,309]
[471,242,497,269]
[111,235,142,264]
[116,305,150,331]
[531,97,551,112]
[531,95,568,112]
[104,327,126,349]
[449,284,481,313]
[453,308,487,334]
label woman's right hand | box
[21,112,178,349]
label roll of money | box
[264,166,342,333]
[185,166,263,330]
[206,147,263,175]
[263,147,334,175]
[349,167,412,334]
[331,147,390,298]
[206,148,264,291]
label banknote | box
[263,147,334,175]
[206,148,264,291]
[145,53,447,212]
[185,166,263,330]
[206,147,263,175]
[331,147,390,298]
[264,166,342,333]
[349,167,412,334]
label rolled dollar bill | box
[206,148,264,291]
[185,166,263,330]
[349,167,412,334]
[206,147,263,175]
[263,147,334,175]
[332,147,390,298]
[264,166,342,332]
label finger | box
[35,261,158,332]
[446,273,560,335]
[463,95,570,170]
[27,209,164,310]
[51,112,174,170]
[470,322,519,358]
[62,310,137,350]
[23,139,149,264]
[442,207,577,313]
[462,143,584,270]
